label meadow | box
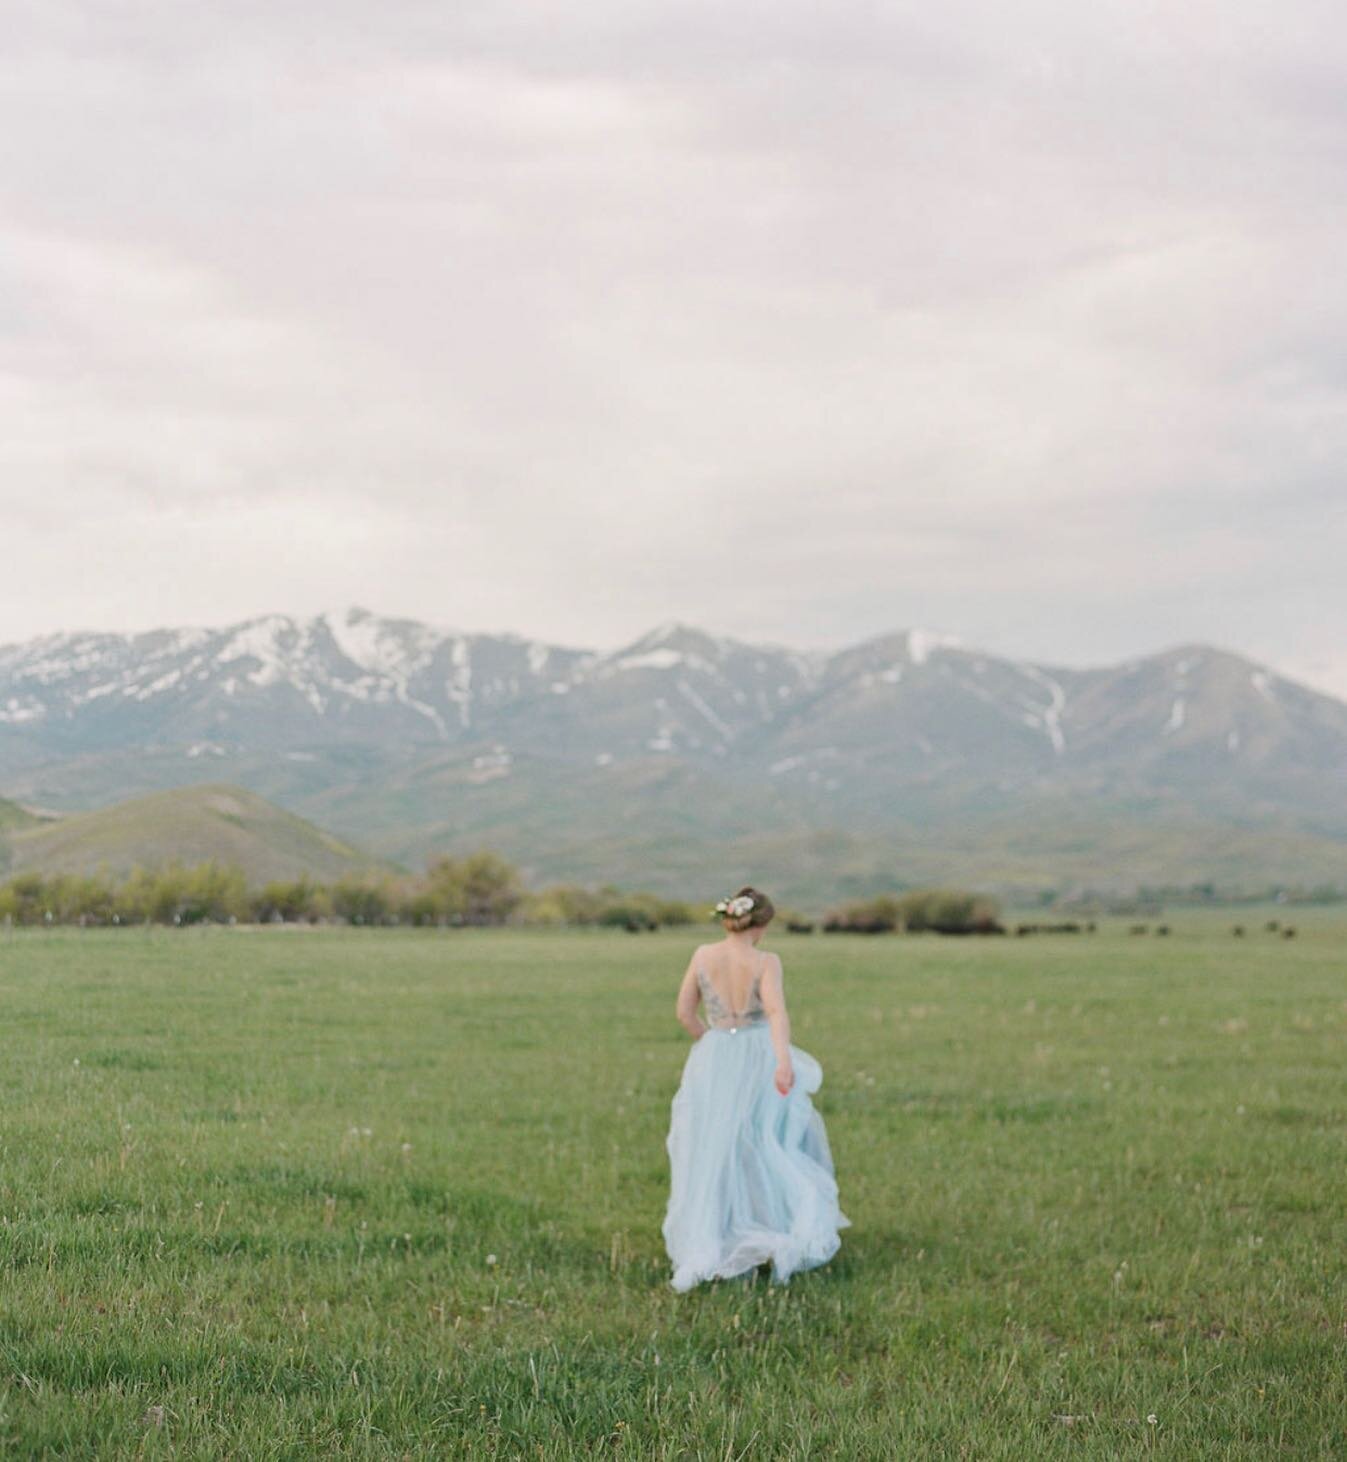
[0,919,1345,1458]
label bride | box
[662,886,849,1290]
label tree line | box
[0,853,700,929]
[821,889,1003,934]
[0,854,1001,934]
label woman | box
[662,886,849,1291]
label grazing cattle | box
[1155,925,1171,937]
[1283,927,1297,939]
[1232,926,1245,937]
[1129,924,1149,936]
[786,920,815,935]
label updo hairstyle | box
[720,886,775,933]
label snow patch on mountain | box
[617,649,686,672]
[1251,670,1277,703]
[677,679,733,740]
[1021,667,1067,754]
[907,628,962,665]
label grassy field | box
[1,921,1345,1458]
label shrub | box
[899,888,1002,935]
[252,877,330,923]
[329,876,396,926]
[823,888,1003,935]
[823,896,901,933]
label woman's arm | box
[759,954,794,1094]
[675,948,708,1040]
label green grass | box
[1,923,1345,1457]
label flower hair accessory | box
[712,893,755,919]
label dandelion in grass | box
[486,1253,498,1266]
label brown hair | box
[721,886,775,933]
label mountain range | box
[2,608,1346,900]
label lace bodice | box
[697,959,767,1031]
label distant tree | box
[0,873,50,925]
[547,884,605,925]
[252,876,329,923]
[179,862,249,923]
[421,855,468,924]
[459,852,523,925]
[900,888,1002,934]
[330,876,395,926]
[415,852,524,925]
[823,896,902,933]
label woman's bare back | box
[695,940,779,1028]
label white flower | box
[727,895,754,917]
[1147,1414,1158,1426]
[486,1253,498,1266]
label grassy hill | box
[0,795,43,834]
[0,795,47,873]
[0,783,384,884]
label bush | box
[252,877,330,923]
[414,852,523,926]
[329,876,397,926]
[823,896,901,933]
[0,872,58,925]
[899,888,1002,934]
[823,888,1003,935]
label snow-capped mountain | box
[2,609,1346,894]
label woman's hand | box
[774,1062,795,1096]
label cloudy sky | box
[2,0,1344,692]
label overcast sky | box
[2,0,1344,693]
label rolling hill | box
[2,609,1346,898]
[0,784,383,884]
[0,795,43,834]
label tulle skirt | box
[663,1022,849,1291]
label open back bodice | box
[696,955,767,1031]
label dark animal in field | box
[1283,927,1297,938]
[823,917,892,934]
[1015,922,1083,936]
[786,920,816,934]
[1129,924,1149,935]
[1232,926,1245,937]
[1155,925,1170,936]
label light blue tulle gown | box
[663,959,849,1291]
